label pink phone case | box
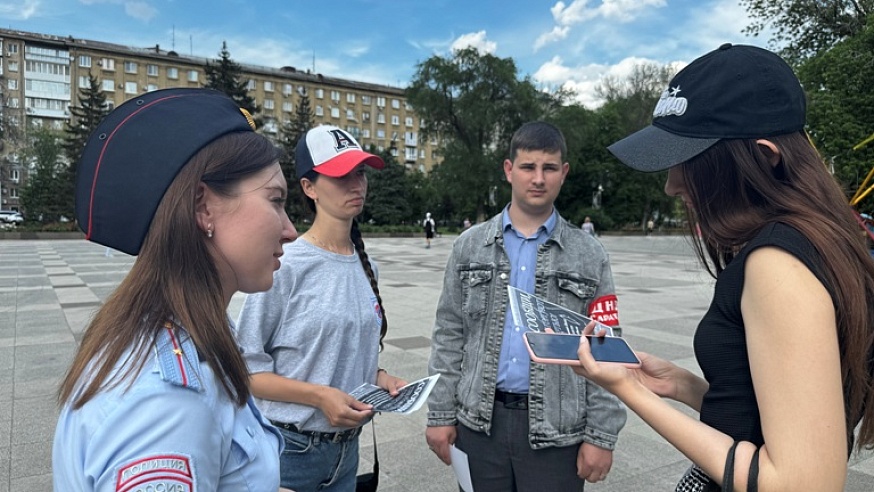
[523,332,641,368]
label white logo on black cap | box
[328,128,360,152]
[653,86,687,118]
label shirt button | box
[520,266,526,271]
[515,327,520,332]
[512,357,517,363]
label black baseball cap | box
[75,88,256,255]
[295,125,384,178]
[607,43,806,172]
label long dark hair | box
[303,171,388,346]
[59,132,281,408]
[680,131,874,449]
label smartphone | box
[523,331,641,367]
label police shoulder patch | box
[115,453,195,492]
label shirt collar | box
[501,204,557,237]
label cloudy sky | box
[1,0,773,107]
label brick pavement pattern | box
[2,236,873,491]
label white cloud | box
[0,0,41,19]
[536,0,666,51]
[534,55,677,108]
[125,1,157,21]
[343,42,370,58]
[450,31,497,54]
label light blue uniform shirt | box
[496,206,557,393]
[52,322,283,491]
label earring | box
[207,225,214,238]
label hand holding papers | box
[349,374,439,415]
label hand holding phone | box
[523,331,641,368]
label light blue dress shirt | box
[496,206,557,393]
[52,323,282,491]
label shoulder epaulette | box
[154,321,203,391]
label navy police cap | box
[75,88,256,255]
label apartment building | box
[0,28,438,213]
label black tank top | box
[694,222,830,445]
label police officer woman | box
[53,88,297,491]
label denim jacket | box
[427,212,627,450]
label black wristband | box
[722,441,740,491]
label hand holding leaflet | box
[349,374,440,415]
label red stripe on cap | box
[86,94,188,240]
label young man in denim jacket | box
[426,122,626,491]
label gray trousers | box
[455,401,585,492]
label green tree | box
[21,127,66,223]
[406,47,555,221]
[61,72,109,218]
[591,62,678,229]
[363,147,412,225]
[204,42,260,123]
[797,17,874,210]
[277,90,314,222]
[741,0,873,60]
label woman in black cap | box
[53,88,297,491]
[235,125,406,491]
[574,44,874,491]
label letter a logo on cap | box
[328,128,359,152]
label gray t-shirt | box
[235,239,382,432]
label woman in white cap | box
[53,88,298,491]
[235,125,406,491]
[574,44,874,491]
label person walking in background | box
[53,88,297,491]
[581,216,596,236]
[426,121,626,491]
[423,212,436,248]
[576,44,874,491]
[235,125,407,491]
[646,217,654,236]
[463,217,472,230]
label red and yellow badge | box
[588,294,619,326]
[116,454,194,492]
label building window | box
[8,79,17,90]
[188,70,199,82]
[264,99,275,110]
[315,88,324,99]
[8,61,18,72]
[330,90,340,102]
[362,95,371,105]
[125,82,137,94]
[377,129,385,139]
[100,58,115,71]
[405,117,413,127]
[167,67,178,79]
[102,79,115,92]
[405,147,417,161]
[376,97,385,107]
[391,115,400,126]
[315,105,324,116]
[391,99,400,109]
[377,113,385,124]
[330,107,340,118]
[124,61,137,74]
[405,101,413,111]
[8,97,18,108]
[362,111,370,122]
[264,81,274,92]
[420,149,426,158]
[282,101,293,112]
[78,76,90,87]
[9,188,17,198]
[11,169,19,182]
[362,129,370,138]
[147,64,159,76]
[346,93,356,103]
[146,83,158,92]
[246,79,255,90]
[7,43,18,54]
[346,109,356,120]
[283,83,293,96]
[79,55,91,68]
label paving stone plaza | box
[2,235,874,491]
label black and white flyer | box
[349,374,440,415]
[507,285,615,336]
